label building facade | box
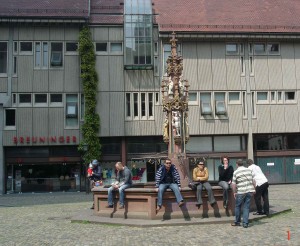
[1,0,300,194]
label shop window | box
[0,42,7,74]
[51,42,63,67]
[5,109,16,128]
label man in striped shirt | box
[231,159,255,228]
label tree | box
[78,26,101,163]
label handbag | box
[188,181,200,190]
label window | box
[95,42,108,53]
[254,43,266,54]
[65,42,78,53]
[270,91,276,103]
[13,56,17,74]
[13,41,18,54]
[5,109,16,128]
[215,101,226,115]
[110,42,122,53]
[125,92,154,120]
[34,42,49,68]
[0,42,7,74]
[228,92,241,104]
[34,94,47,106]
[277,91,283,103]
[50,94,63,105]
[226,43,238,55]
[65,94,78,128]
[51,42,63,67]
[200,92,212,115]
[285,91,296,103]
[12,94,17,106]
[124,0,153,69]
[19,94,32,105]
[257,92,268,103]
[189,92,198,105]
[20,42,33,54]
[268,43,280,55]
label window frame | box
[19,41,33,55]
[34,93,48,107]
[4,108,16,130]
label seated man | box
[107,162,132,209]
[155,158,184,211]
[192,157,216,209]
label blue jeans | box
[157,183,183,207]
[218,181,230,202]
[235,192,252,226]
[108,184,132,206]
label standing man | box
[155,158,185,211]
[107,162,132,209]
[247,159,269,216]
[89,159,102,209]
[231,159,255,228]
[218,156,234,209]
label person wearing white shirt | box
[247,159,269,216]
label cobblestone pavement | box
[0,184,299,246]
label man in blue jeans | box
[106,162,132,209]
[231,159,255,228]
[155,158,184,212]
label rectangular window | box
[12,94,17,106]
[277,91,283,103]
[249,56,254,76]
[19,94,32,105]
[126,93,131,118]
[13,56,17,74]
[268,43,280,55]
[148,93,153,118]
[20,42,33,53]
[228,92,241,104]
[5,109,16,128]
[189,92,198,105]
[96,42,108,53]
[65,94,78,128]
[50,94,62,105]
[34,94,47,105]
[43,42,49,67]
[254,43,266,54]
[13,41,18,54]
[270,91,276,103]
[51,42,63,67]
[155,92,159,105]
[215,101,226,115]
[66,42,78,53]
[242,91,247,118]
[226,43,238,54]
[200,92,212,115]
[285,91,296,103]
[257,92,268,103]
[141,93,146,117]
[133,93,139,118]
[0,42,7,74]
[35,42,41,67]
[110,42,122,53]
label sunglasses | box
[198,163,204,165]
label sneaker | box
[231,222,241,226]
[253,211,264,215]
[223,200,228,209]
[119,205,125,209]
[156,205,161,212]
[243,224,248,228]
[178,201,185,207]
[106,205,113,208]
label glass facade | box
[124,0,153,69]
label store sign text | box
[13,136,77,144]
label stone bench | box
[92,183,256,220]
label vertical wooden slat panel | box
[197,42,213,91]
[49,27,64,40]
[254,57,269,90]
[93,27,109,41]
[228,105,243,134]
[48,108,64,136]
[32,108,48,136]
[18,27,34,40]
[49,70,64,92]
[33,27,49,40]
[0,78,7,92]
[281,43,297,89]
[33,70,48,92]
[188,106,200,134]
[226,56,242,90]
[109,28,123,41]
[109,92,124,136]
[124,70,139,91]
[214,120,229,134]
[2,131,16,145]
[109,56,124,91]
[64,56,80,92]
[294,44,300,88]
[200,119,214,134]
[285,104,299,132]
[18,56,33,92]
[256,105,271,133]
[183,42,198,91]
[17,108,32,137]
[270,106,285,132]
[211,43,227,90]
[96,56,109,91]
[98,92,110,137]
[140,70,155,90]
[268,56,283,90]
[125,121,140,135]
